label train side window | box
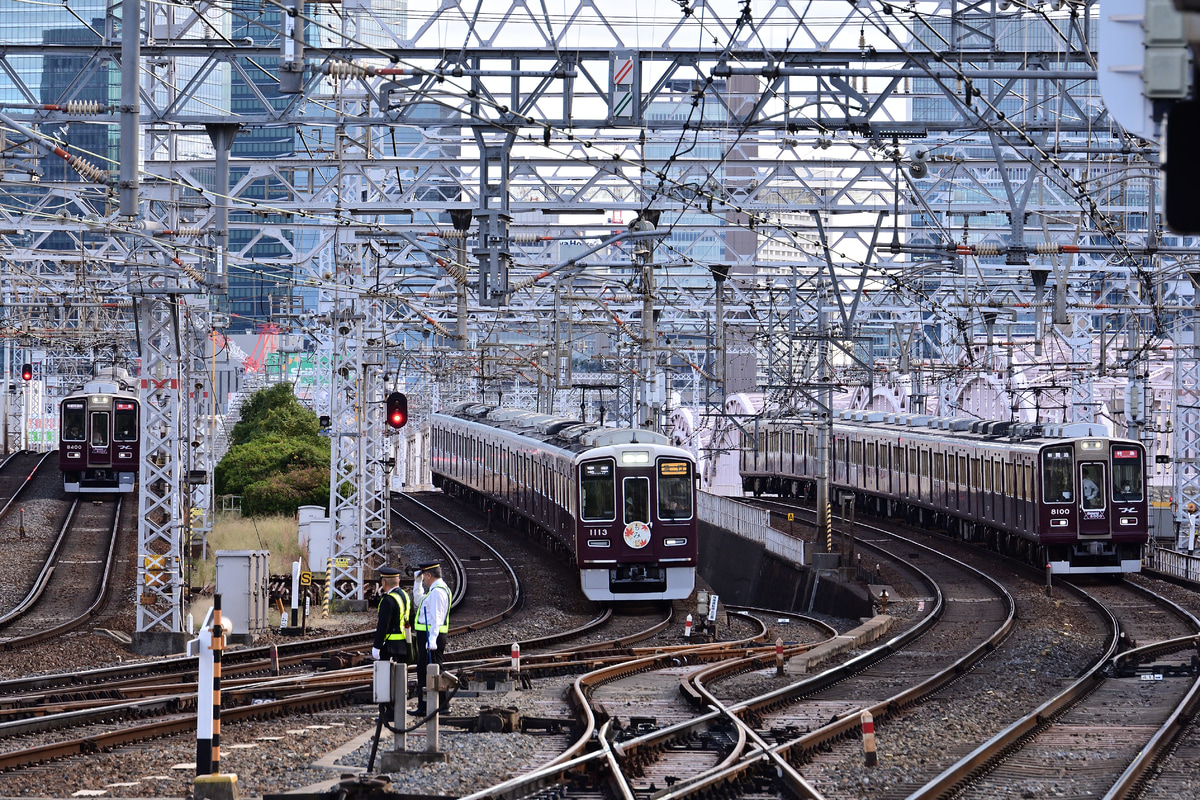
[909,447,917,474]
[581,459,615,521]
[880,444,889,470]
[894,445,903,472]
[1111,446,1144,501]
[947,453,956,484]
[1041,446,1074,503]
[657,459,693,520]
[62,404,86,441]
[852,440,862,467]
[114,403,137,441]
[959,455,967,486]
[984,459,993,492]
[920,450,929,478]
[624,476,650,525]
[867,442,876,468]
[90,411,110,446]
[935,452,945,481]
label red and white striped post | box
[511,642,520,673]
[775,637,785,676]
[684,614,693,639]
[861,710,877,766]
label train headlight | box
[664,538,688,546]
[621,450,650,465]
[1080,440,1103,450]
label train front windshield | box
[114,403,137,441]
[658,460,693,519]
[62,404,85,441]
[1042,446,1074,502]
[1112,447,1144,501]
[581,460,615,521]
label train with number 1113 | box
[430,403,699,602]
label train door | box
[1078,460,1108,536]
[89,409,112,466]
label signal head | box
[386,392,408,429]
[20,363,32,381]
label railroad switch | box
[457,668,517,695]
[264,774,396,800]
[437,707,573,734]
[302,651,366,671]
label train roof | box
[760,409,1123,446]
[436,404,674,455]
[70,366,137,396]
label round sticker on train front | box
[623,521,651,549]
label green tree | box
[216,384,330,516]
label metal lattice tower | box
[136,293,184,634]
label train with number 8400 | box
[430,403,698,602]
[59,367,140,493]
[741,409,1148,574]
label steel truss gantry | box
[0,0,1193,612]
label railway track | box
[450,520,1016,799]
[743,494,1200,799]
[908,580,1200,800]
[0,495,121,647]
[0,451,47,518]
[392,490,521,627]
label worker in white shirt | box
[413,560,452,716]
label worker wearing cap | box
[413,561,452,715]
[371,566,412,663]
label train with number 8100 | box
[430,404,698,602]
[59,367,140,493]
[741,409,1148,574]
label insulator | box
[511,234,543,244]
[170,227,204,238]
[437,230,468,240]
[1034,243,1058,255]
[64,100,104,115]
[68,155,107,184]
[974,243,1001,256]
[325,61,370,78]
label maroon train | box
[430,404,698,602]
[59,368,140,493]
[741,411,1147,574]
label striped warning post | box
[862,710,877,766]
[323,557,333,618]
[212,594,225,774]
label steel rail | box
[0,450,49,521]
[605,520,1015,800]
[0,687,352,772]
[0,496,121,644]
[393,491,523,626]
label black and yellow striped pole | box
[212,593,224,774]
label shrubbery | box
[215,383,330,517]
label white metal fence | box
[1148,546,1200,583]
[697,491,805,566]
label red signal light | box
[20,364,32,381]
[386,392,408,429]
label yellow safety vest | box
[413,583,451,634]
[383,588,409,642]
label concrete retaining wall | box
[698,521,872,619]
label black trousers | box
[415,632,449,712]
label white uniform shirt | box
[417,578,450,649]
